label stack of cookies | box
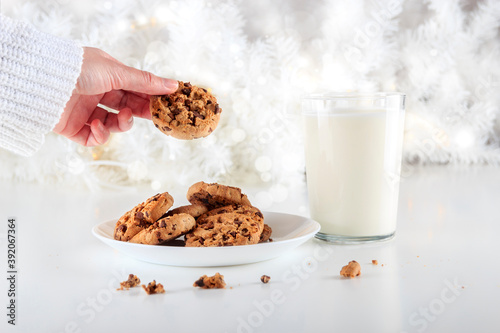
[113,182,272,247]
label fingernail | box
[128,116,134,124]
[163,79,179,91]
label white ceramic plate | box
[92,211,320,267]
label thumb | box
[113,65,178,95]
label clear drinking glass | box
[302,92,406,243]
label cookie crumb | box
[117,274,141,290]
[340,260,361,278]
[260,275,271,284]
[372,260,378,265]
[142,280,165,294]
[193,273,226,289]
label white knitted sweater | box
[0,14,83,156]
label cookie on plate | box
[196,204,263,221]
[163,204,209,219]
[259,224,272,243]
[185,204,264,247]
[129,213,196,245]
[150,81,221,140]
[187,181,252,209]
[114,192,174,242]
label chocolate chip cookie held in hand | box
[150,81,222,139]
[54,47,179,147]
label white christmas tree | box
[1,0,499,196]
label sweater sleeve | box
[0,14,83,156]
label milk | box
[304,109,402,237]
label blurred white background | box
[1,0,499,195]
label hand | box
[53,47,178,146]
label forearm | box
[0,14,83,156]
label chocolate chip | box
[159,221,166,228]
[206,100,212,105]
[118,224,127,233]
[242,228,248,234]
[256,212,263,219]
[202,88,207,92]
[175,97,183,103]
[182,88,191,96]
[135,212,144,220]
[171,108,182,116]
[192,110,205,120]
[162,126,172,132]
[194,278,205,287]
[185,82,192,88]
[230,231,236,237]
[214,104,221,114]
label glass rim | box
[302,91,405,101]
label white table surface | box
[1,166,499,333]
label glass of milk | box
[302,92,405,243]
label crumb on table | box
[372,260,378,265]
[193,273,226,289]
[260,275,271,284]
[117,274,141,290]
[340,260,361,278]
[142,280,165,294]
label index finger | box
[99,90,153,120]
